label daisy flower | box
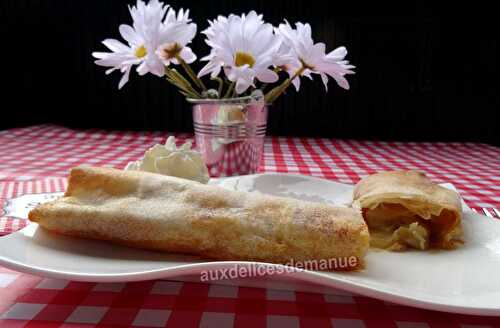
[198,11,281,94]
[155,8,197,66]
[271,37,310,92]
[276,21,355,91]
[92,0,167,89]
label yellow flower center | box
[135,45,147,58]
[234,52,255,68]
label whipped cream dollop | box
[125,136,209,184]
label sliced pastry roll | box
[353,170,463,251]
[29,166,369,270]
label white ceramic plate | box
[1,173,500,316]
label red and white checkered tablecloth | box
[1,124,499,327]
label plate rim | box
[2,226,499,316]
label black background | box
[2,1,498,145]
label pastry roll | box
[353,170,463,251]
[29,166,369,270]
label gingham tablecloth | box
[1,124,499,327]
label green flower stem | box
[264,66,305,104]
[224,81,235,98]
[165,67,202,99]
[176,55,207,92]
[211,77,224,98]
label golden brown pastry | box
[352,170,463,251]
[29,166,369,270]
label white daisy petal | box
[198,61,220,77]
[316,61,352,77]
[94,53,132,68]
[224,67,238,82]
[171,23,197,46]
[291,75,301,91]
[235,77,252,94]
[136,61,148,75]
[118,66,132,89]
[256,69,278,83]
[241,11,263,39]
[327,46,347,60]
[93,55,119,66]
[330,73,350,90]
[102,39,130,53]
[92,52,110,59]
[164,8,176,25]
[179,47,197,64]
[105,67,119,75]
[320,72,329,92]
[119,24,142,46]
[147,55,166,76]
[210,65,222,78]
[311,43,326,61]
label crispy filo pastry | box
[352,170,463,251]
[29,166,369,270]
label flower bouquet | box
[93,0,355,177]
